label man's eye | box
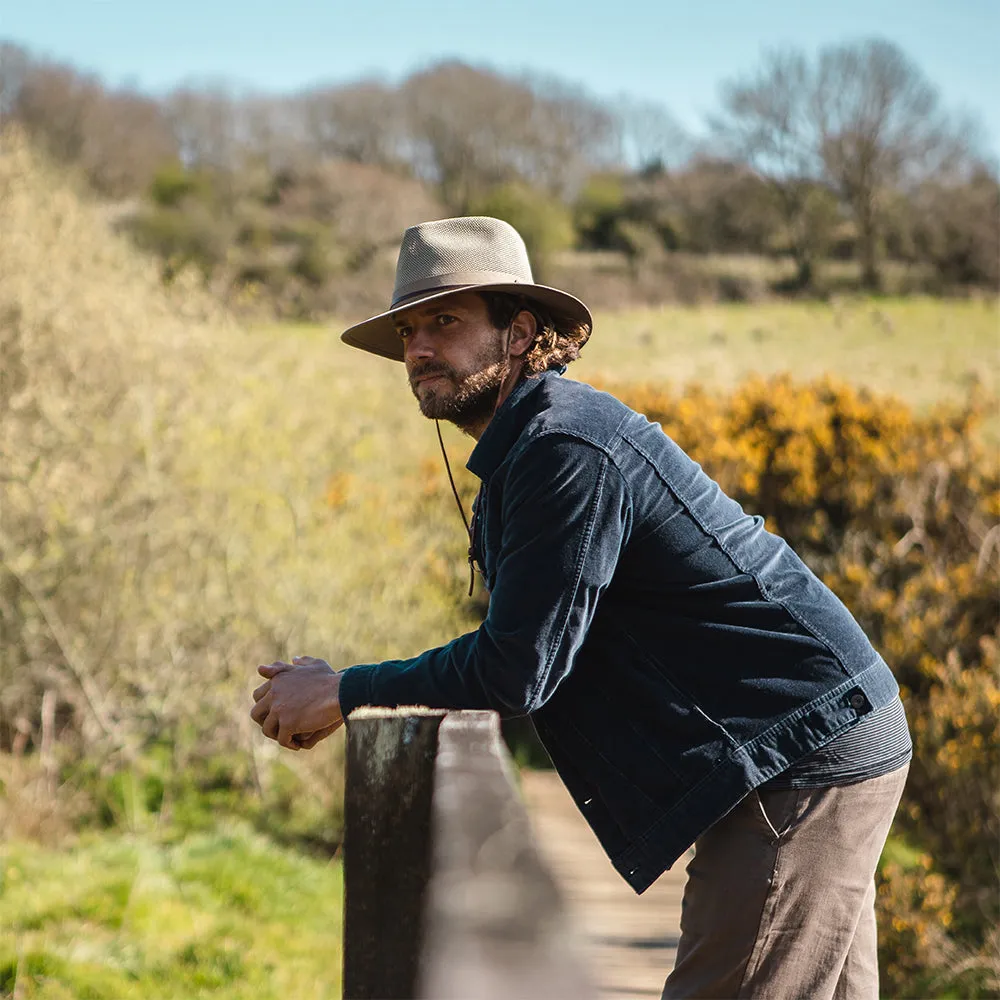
[397,327,411,339]
[437,314,457,326]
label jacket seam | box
[524,450,611,712]
[503,427,637,516]
[500,415,629,467]
[620,431,847,666]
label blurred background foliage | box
[0,36,996,322]
[0,28,998,997]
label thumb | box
[258,661,293,679]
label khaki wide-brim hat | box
[340,216,593,362]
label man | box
[250,217,911,999]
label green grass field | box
[0,824,344,999]
[579,297,997,409]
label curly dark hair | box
[479,292,592,376]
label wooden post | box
[342,707,447,1000]
[418,711,598,1000]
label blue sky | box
[3,0,998,154]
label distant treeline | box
[1,38,997,316]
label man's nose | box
[404,326,436,361]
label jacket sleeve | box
[337,434,632,718]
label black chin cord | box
[436,418,478,597]
[435,319,518,598]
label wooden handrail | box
[342,708,597,1000]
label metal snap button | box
[849,692,867,711]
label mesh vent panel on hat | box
[398,217,533,284]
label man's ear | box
[507,309,537,359]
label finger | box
[296,723,339,749]
[277,722,301,750]
[292,655,322,665]
[311,723,341,746]
[262,712,280,741]
[258,661,293,679]
[250,691,273,725]
[252,680,271,702]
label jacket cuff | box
[338,664,375,718]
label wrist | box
[337,664,375,718]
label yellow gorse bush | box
[875,856,958,994]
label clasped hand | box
[250,655,344,750]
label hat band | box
[391,269,528,307]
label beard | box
[408,346,508,429]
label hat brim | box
[340,282,593,362]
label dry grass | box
[574,297,998,416]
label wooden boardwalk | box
[520,770,689,1000]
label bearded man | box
[250,217,911,1000]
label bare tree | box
[164,84,243,172]
[712,49,833,288]
[908,161,1000,287]
[238,93,306,172]
[812,38,973,289]
[520,73,619,192]
[401,62,616,209]
[78,89,177,195]
[297,80,404,167]
[402,62,535,208]
[12,63,95,164]
[614,96,691,173]
[11,58,176,196]
[714,39,979,289]
[0,43,30,126]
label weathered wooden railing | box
[342,707,597,1000]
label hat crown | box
[392,217,534,305]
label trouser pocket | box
[753,786,801,841]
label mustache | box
[408,362,456,383]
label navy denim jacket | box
[338,370,900,893]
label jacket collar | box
[466,369,562,481]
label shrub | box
[609,218,664,275]
[876,852,957,998]
[468,183,574,275]
[0,131,476,854]
[127,204,232,279]
[148,162,215,209]
[574,173,628,249]
[292,235,338,287]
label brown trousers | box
[661,765,908,1000]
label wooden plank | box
[342,707,447,1000]
[419,711,599,1000]
[522,770,687,999]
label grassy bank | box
[0,824,343,999]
